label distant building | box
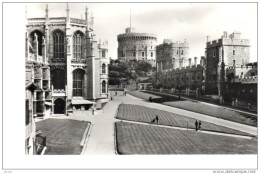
[225,62,257,110]
[156,31,256,110]
[156,39,206,92]
[156,39,190,71]
[117,27,157,66]
[205,31,250,97]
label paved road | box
[74,93,257,155]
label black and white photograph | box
[1,1,258,173]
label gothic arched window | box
[102,80,106,93]
[30,30,44,56]
[53,31,65,59]
[73,69,84,96]
[51,69,65,90]
[102,63,106,74]
[73,31,83,59]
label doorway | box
[54,98,65,114]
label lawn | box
[116,104,252,136]
[127,90,257,127]
[115,122,257,154]
[36,118,90,155]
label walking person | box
[199,120,202,131]
[195,120,198,131]
[155,115,159,125]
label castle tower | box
[117,11,157,66]
[205,31,250,96]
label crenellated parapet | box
[117,33,157,42]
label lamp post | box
[179,72,181,100]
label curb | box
[80,123,94,155]
[41,146,47,155]
[114,122,119,155]
[80,122,91,146]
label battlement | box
[233,76,257,84]
[206,31,250,48]
[117,32,157,41]
[157,41,189,49]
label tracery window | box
[53,31,65,58]
[73,32,83,59]
[73,69,84,96]
[30,30,43,56]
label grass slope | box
[116,122,257,154]
[36,119,90,155]
[116,104,252,136]
[127,90,257,127]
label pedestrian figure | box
[111,96,113,101]
[92,109,94,115]
[195,120,198,131]
[155,115,159,125]
[199,120,201,131]
[115,92,117,96]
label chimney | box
[200,56,205,65]
[194,57,197,66]
[189,58,192,66]
[206,36,210,42]
[223,31,227,38]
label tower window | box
[181,50,184,55]
[213,50,216,57]
[233,50,235,55]
[102,50,106,58]
[133,52,136,57]
[151,46,153,49]
[142,52,145,57]
[151,52,153,57]
[102,63,106,74]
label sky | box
[26,2,257,62]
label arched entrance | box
[54,98,65,114]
